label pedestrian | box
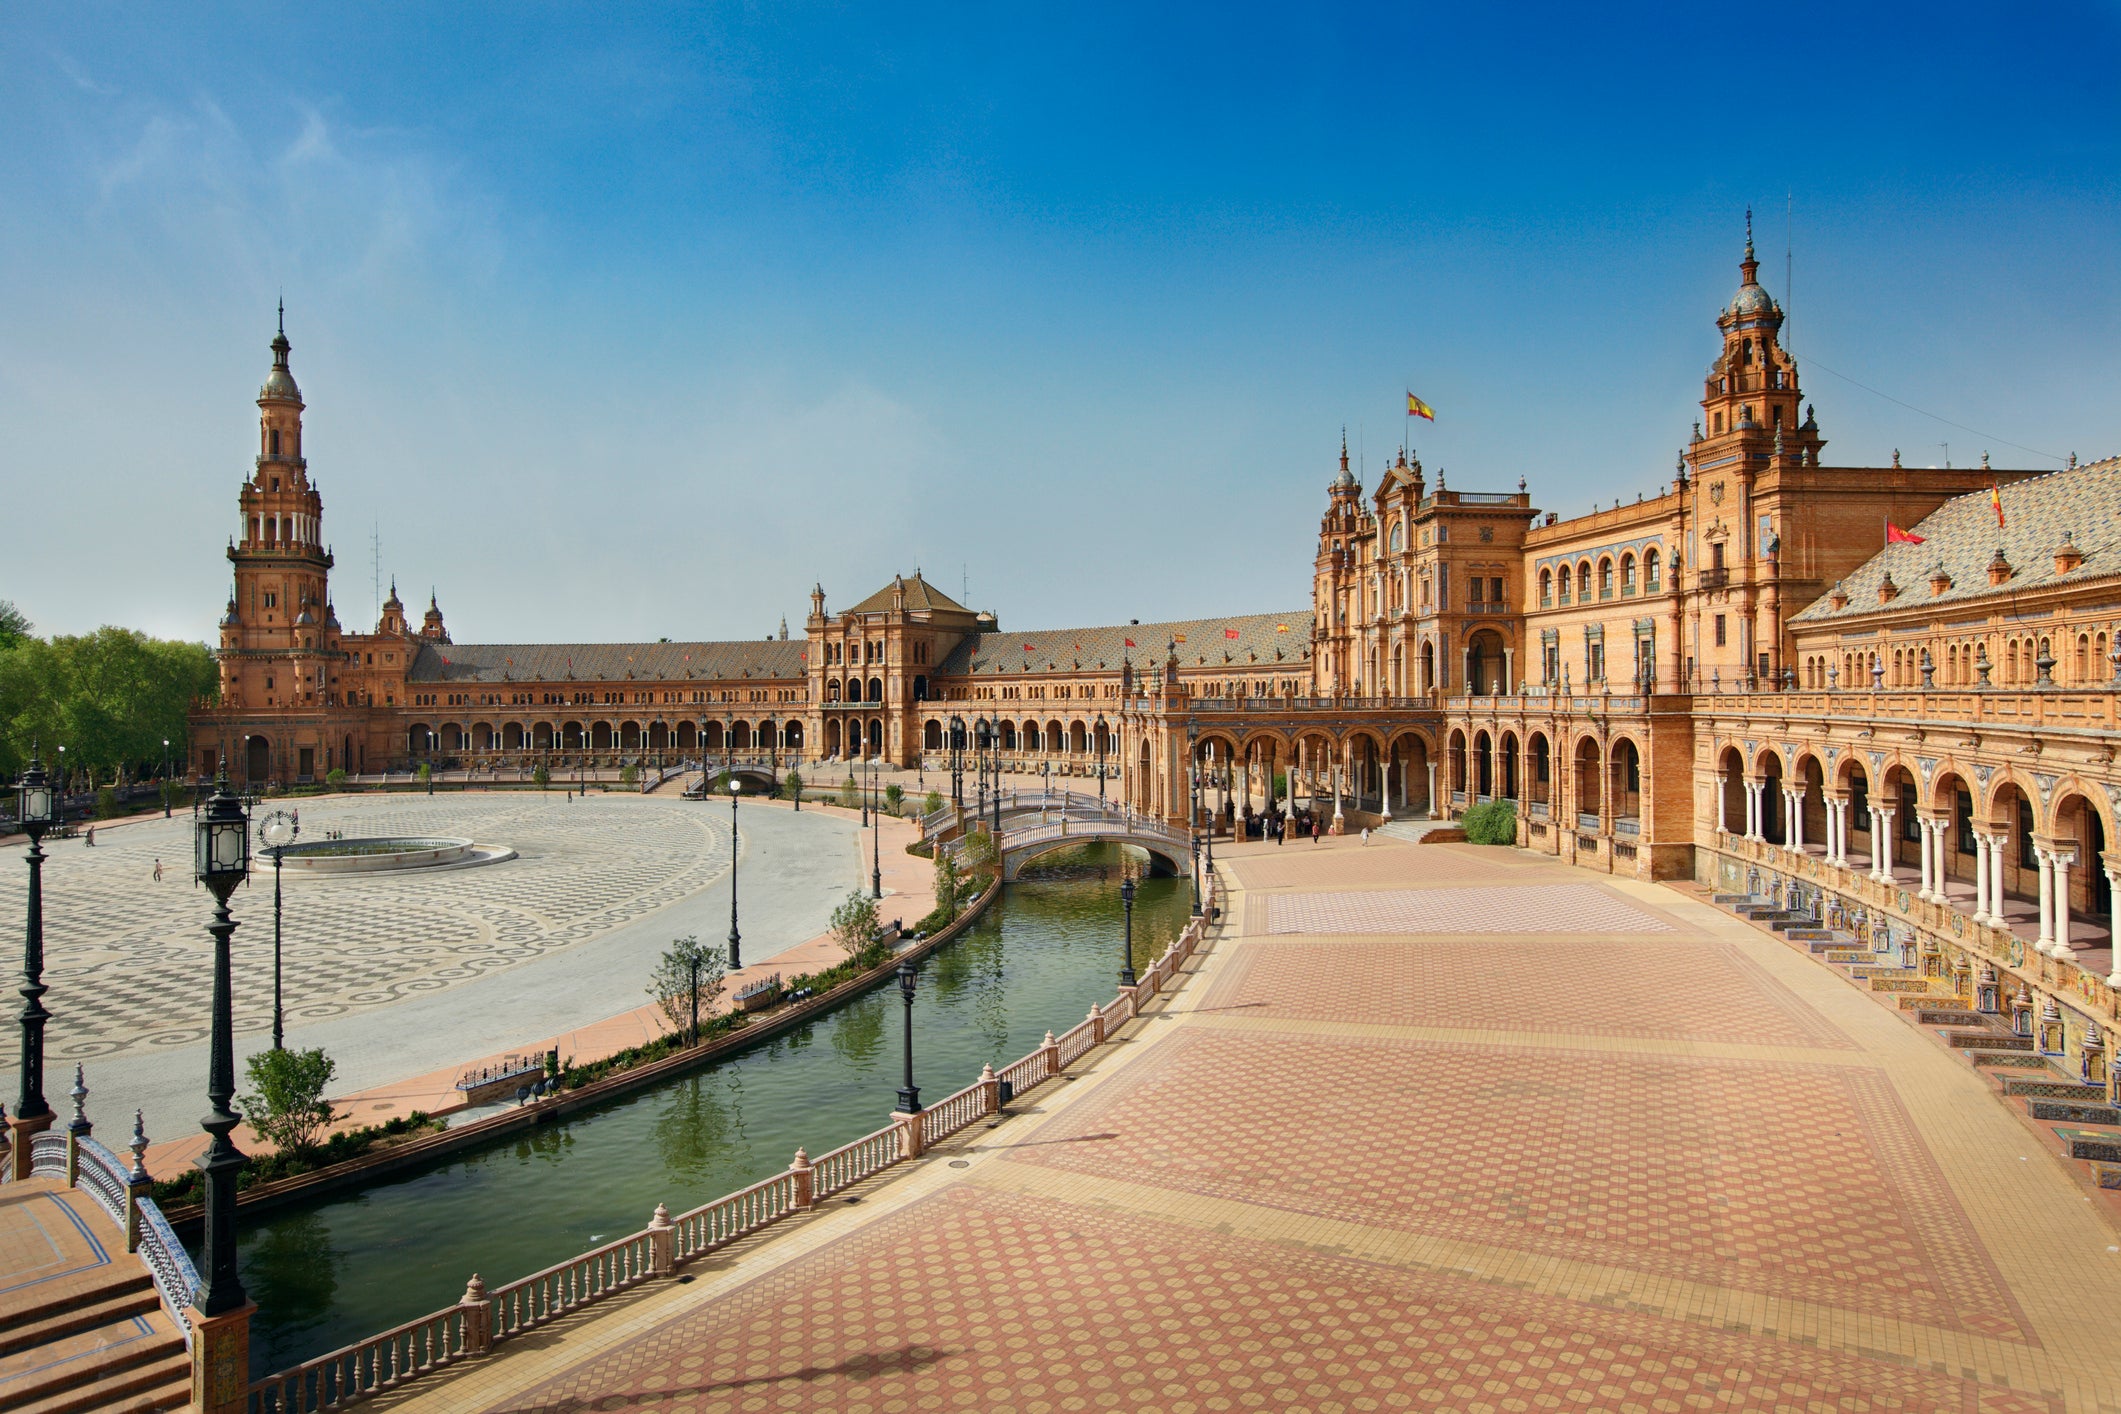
[1361,826,1371,847]
[85,824,95,847]
[153,858,163,882]
[1311,817,1321,844]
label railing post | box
[124,1109,151,1253]
[459,1274,492,1356]
[895,1108,925,1160]
[646,1203,675,1276]
[64,1065,89,1188]
[1087,1004,1106,1046]
[789,1147,815,1210]
[978,1063,1000,1117]
[1040,1030,1060,1082]
[187,1300,254,1414]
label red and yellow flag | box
[1989,482,2005,527]
[1886,523,1925,544]
[1406,391,1435,421]
[1224,628,1240,640]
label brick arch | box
[2045,777,2116,844]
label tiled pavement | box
[387,838,2121,1413]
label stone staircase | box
[1708,891,2121,1192]
[0,1181,189,1413]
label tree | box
[839,774,859,809]
[325,767,347,791]
[884,782,904,816]
[960,826,998,871]
[620,762,639,787]
[0,625,217,781]
[923,790,942,816]
[241,1047,338,1154]
[830,891,881,958]
[1460,799,1518,845]
[933,850,964,919]
[781,769,803,801]
[647,935,725,1041]
[531,762,550,789]
[0,601,29,649]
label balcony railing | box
[1697,567,1730,590]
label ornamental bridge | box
[925,790,1196,881]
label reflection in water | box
[224,844,1187,1377]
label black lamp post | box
[162,738,172,817]
[258,810,298,1049]
[949,715,966,814]
[895,961,921,1113]
[687,948,701,1045]
[973,717,990,827]
[13,748,61,1172]
[860,752,870,827]
[1094,714,1109,807]
[726,777,743,970]
[871,760,884,900]
[192,774,251,1318]
[1119,876,1137,987]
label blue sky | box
[4,3,2116,644]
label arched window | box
[1557,565,1572,602]
[1644,548,1661,592]
[1539,568,1553,606]
[1597,558,1614,599]
[1620,554,1636,594]
[270,428,281,456]
[1389,522,1403,553]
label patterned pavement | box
[0,794,726,1062]
[393,840,2121,1414]
[1258,882,1674,936]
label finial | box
[129,1109,150,1183]
[1744,206,1754,259]
[277,295,285,336]
[1339,427,1349,472]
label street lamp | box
[949,715,966,814]
[895,961,921,1113]
[12,747,61,1177]
[191,774,251,1318]
[726,777,743,970]
[1119,876,1138,987]
[162,738,172,818]
[860,752,870,827]
[1094,714,1109,807]
[973,717,991,827]
[871,760,883,900]
[258,810,298,1049]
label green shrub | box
[839,774,860,809]
[150,1110,442,1205]
[830,891,881,957]
[781,769,803,801]
[531,763,549,788]
[960,827,998,871]
[240,1046,338,1154]
[923,790,943,816]
[94,787,119,819]
[1459,799,1518,846]
[325,767,348,790]
[416,762,432,783]
[884,783,904,815]
[620,762,639,787]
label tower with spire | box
[221,309,337,712]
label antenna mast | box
[371,519,382,627]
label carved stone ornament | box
[1709,481,1726,504]
[1917,757,1937,781]
[2034,773,2057,803]
[1974,764,1994,785]
[1868,751,1885,769]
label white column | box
[1871,808,1894,881]
[2034,846,2055,954]
[1917,819,1935,900]
[1834,801,1849,866]
[1990,834,2008,930]
[2106,869,2121,987]
[1789,791,1805,852]
[1715,777,1728,835]
[1426,761,1438,819]
[2051,851,2074,957]
[1744,783,1758,840]
[1972,833,1992,924]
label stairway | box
[0,1182,189,1414]
[1707,892,2121,1193]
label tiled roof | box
[1792,456,2121,623]
[935,612,1314,677]
[842,572,972,617]
[408,639,806,684]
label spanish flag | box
[1275,624,1289,632]
[1406,391,1435,421]
[1990,482,2006,528]
[1886,523,1925,545]
[1224,628,1240,640]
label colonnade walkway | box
[390,835,2121,1413]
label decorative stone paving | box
[1199,936,1858,1049]
[1260,881,1674,936]
[490,1185,2049,1414]
[0,795,726,1062]
[1007,1028,2031,1342]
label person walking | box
[153,858,163,882]
[1361,825,1371,847]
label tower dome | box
[259,301,303,405]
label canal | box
[221,844,1192,1377]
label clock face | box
[260,812,296,848]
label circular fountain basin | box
[276,837,493,874]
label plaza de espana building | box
[195,228,2121,1079]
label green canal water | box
[220,845,1192,1378]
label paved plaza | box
[387,835,2121,1414]
[0,792,861,1164]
